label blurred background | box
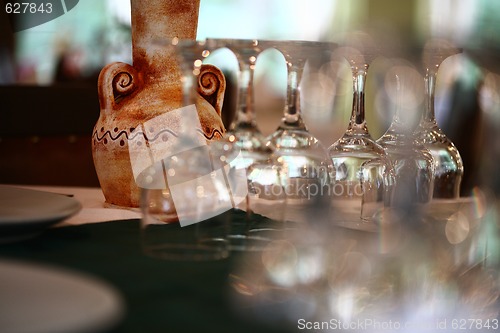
[0,0,499,197]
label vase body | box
[92,0,226,209]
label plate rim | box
[0,185,82,226]
[0,258,125,333]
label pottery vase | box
[92,0,226,209]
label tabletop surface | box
[0,185,291,333]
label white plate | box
[0,259,125,333]
[0,185,82,242]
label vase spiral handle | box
[197,64,226,117]
[98,62,141,112]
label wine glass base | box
[268,128,322,150]
[329,133,386,156]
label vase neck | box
[130,0,200,80]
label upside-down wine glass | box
[414,39,464,199]
[265,40,335,221]
[205,39,288,251]
[328,34,394,227]
[206,38,273,170]
[377,62,435,206]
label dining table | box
[0,185,290,333]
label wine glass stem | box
[350,68,368,128]
[234,62,256,126]
[392,74,406,127]
[423,69,437,123]
[394,74,401,121]
[284,62,305,126]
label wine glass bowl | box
[271,129,331,198]
[244,156,288,239]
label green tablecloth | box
[0,212,290,333]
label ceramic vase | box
[92,0,226,209]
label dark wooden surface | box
[0,84,100,186]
